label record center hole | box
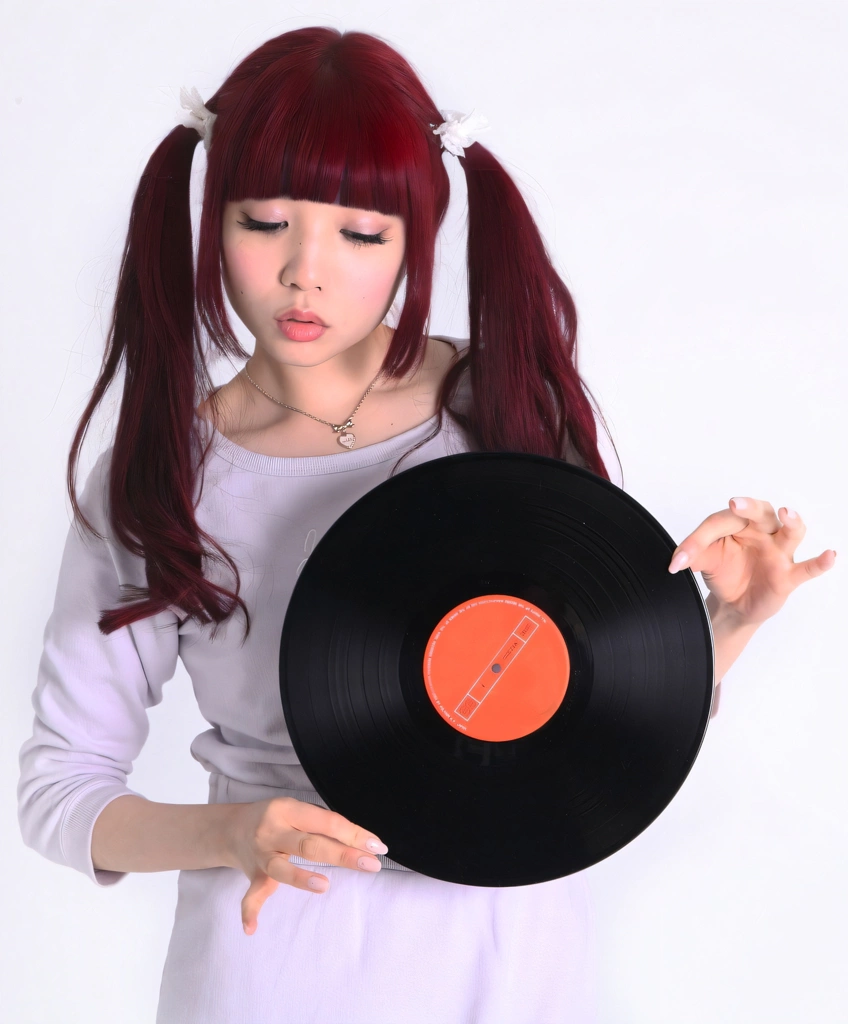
[491,664,501,673]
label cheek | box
[223,244,267,293]
[350,260,403,309]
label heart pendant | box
[338,432,356,449]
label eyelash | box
[237,218,389,247]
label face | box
[221,197,406,366]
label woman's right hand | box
[223,797,389,935]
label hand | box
[668,497,836,628]
[224,797,389,935]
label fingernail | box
[308,876,329,892]
[784,507,798,519]
[669,551,689,574]
[731,497,747,510]
[365,839,389,855]
[358,856,382,872]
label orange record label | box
[423,594,570,741]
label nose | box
[280,226,323,292]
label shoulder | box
[78,447,114,509]
[195,382,236,433]
[428,341,622,486]
[429,335,472,421]
[430,334,470,357]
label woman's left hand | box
[668,497,837,628]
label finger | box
[774,506,807,555]
[669,508,741,573]
[281,798,389,856]
[728,497,781,534]
[789,549,837,587]
[293,830,384,874]
[264,851,334,893]
[242,860,332,935]
[669,498,782,574]
[241,871,280,935]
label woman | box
[16,26,835,1024]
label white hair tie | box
[432,109,490,157]
[176,92,487,159]
[178,86,217,151]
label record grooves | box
[279,452,714,886]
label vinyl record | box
[279,452,714,887]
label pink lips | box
[275,309,327,342]
[277,308,327,326]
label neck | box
[242,323,397,421]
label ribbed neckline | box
[195,409,444,477]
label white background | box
[2,2,846,1021]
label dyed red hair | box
[67,26,619,640]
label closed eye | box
[237,217,389,246]
[342,230,390,247]
[237,217,285,233]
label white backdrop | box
[2,2,846,1022]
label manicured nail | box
[731,497,747,510]
[669,551,689,574]
[365,839,389,855]
[358,856,382,872]
[308,876,329,892]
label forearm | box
[91,794,240,874]
[707,592,760,717]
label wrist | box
[211,802,245,870]
[705,592,752,631]
[706,592,760,686]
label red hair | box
[67,26,619,640]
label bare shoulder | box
[424,334,461,380]
[195,377,242,431]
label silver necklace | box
[242,365,383,450]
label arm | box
[17,449,181,886]
[91,795,240,873]
[706,591,761,719]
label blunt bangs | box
[220,68,431,222]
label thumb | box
[241,871,279,936]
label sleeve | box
[17,449,181,887]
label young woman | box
[17,26,835,1024]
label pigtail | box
[67,121,251,640]
[453,141,618,480]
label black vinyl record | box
[279,452,714,887]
